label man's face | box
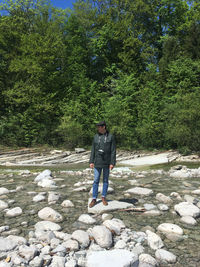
[97,125,106,134]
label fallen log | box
[119,207,146,212]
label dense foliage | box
[0,0,199,152]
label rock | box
[19,245,38,261]
[61,200,74,208]
[157,204,169,211]
[170,192,182,201]
[146,230,164,250]
[157,223,183,236]
[50,256,65,267]
[73,186,88,192]
[52,244,66,254]
[6,207,22,217]
[0,226,9,233]
[75,148,86,153]
[0,187,9,195]
[125,187,153,196]
[192,189,200,195]
[29,256,43,267]
[156,193,172,204]
[114,240,126,249]
[41,245,51,255]
[65,259,77,267]
[34,170,52,182]
[78,214,96,224]
[62,239,79,251]
[0,200,8,210]
[103,218,125,235]
[50,238,61,249]
[143,210,161,216]
[37,179,56,188]
[35,230,56,243]
[169,169,191,178]
[180,216,197,225]
[88,199,133,214]
[102,213,113,221]
[0,237,17,252]
[183,194,198,204]
[38,207,63,222]
[71,230,90,248]
[54,232,71,241]
[35,221,61,231]
[155,249,176,263]
[92,226,112,248]
[6,235,27,245]
[33,194,45,202]
[174,202,200,218]
[143,204,157,211]
[48,192,60,204]
[139,254,158,267]
[86,249,138,267]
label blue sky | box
[0,0,77,10]
[51,0,76,10]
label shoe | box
[102,197,108,206]
[89,199,96,208]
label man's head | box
[96,121,106,134]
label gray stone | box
[125,187,153,196]
[180,216,197,225]
[0,200,8,210]
[18,245,38,261]
[139,254,158,267]
[157,223,183,236]
[103,218,125,235]
[29,256,43,267]
[65,259,77,267]
[50,256,65,267]
[6,207,22,217]
[156,193,172,204]
[88,199,133,214]
[92,226,112,248]
[0,237,17,252]
[38,207,63,222]
[48,192,60,204]
[37,179,56,188]
[34,170,52,182]
[86,249,139,267]
[146,230,164,250]
[33,194,45,202]
[143,204,156,211]
[71,230,90,248]
[62,239,79,251]
[157,204,169,211]
[155,249,176,263]
[6,235,27,245]
[174,202,200,218]
[0,187,9,195]
[35,221,61,231]
[78,214,96,225]
[61,200,74,208]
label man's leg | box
[102,167,109,205]
[89,167,102,208]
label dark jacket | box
[89,131,116,168]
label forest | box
[0,0,199,153]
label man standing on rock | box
[89,121,116,207]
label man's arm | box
[89,137,95,168]
[110,135,116,168]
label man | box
[89,121,116,208]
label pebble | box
[6,207,22,217]
[155,249,177,263]
[78,214,96,224]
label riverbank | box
[0,148,200,167]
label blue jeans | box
[92,167,110,199]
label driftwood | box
[119,207,146,212]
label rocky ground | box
[0,161,200,266]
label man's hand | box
[90,163,94,169]
[109,164,114,170]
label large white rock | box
[62,239,79,251]
[157,223,183,236]
[37,179,56,188]
[33,194,45,202]
[125,187,153,196]
[6,235,27,245]
[35,221,61,231]
[139,253,158,267]
[0,237,17,252]
[38,207,63,222]
[0,200,8,210]
[19,245,38,261]
[86,249,138,267]
[92,226,112,248]
[114,240,126,249]
[103,218,125,235]
[180,216,197,225]
[34,169,52,182]
[174,202,200,218]
[155,249,176,263]
[50,255,65,267]
[6,207,22,217]
[78,214,96,224]
[29,256,43,267]
[71,230,90,248]
[146,230,164,250]
[0,187,9,195]
[61,200,74,208]
[156,193,172,204]
[170,169,191,178]
[88,199,133,214]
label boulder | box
[174,202,200,218]
[78,214,96,224]
[38,207,63,222]
[92,226,112,248]
[0,187,9,195]
[0,237,17,252]
[6,207,22,217]
[155,249,176,264]
[125,187,153,196]
[139,254,158,267]
[35,221,61,231]
[71,230,90,248]
[157,223,183,236]
[146,230,164,250]
[180,216,197,225]
[34,170,52,182]
[61,200,74,208]
[103,218,125,235]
